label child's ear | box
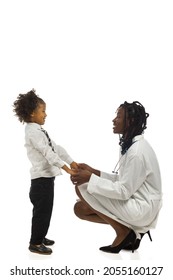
[30,112,35,120]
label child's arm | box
[54,145,79,171]
[29,131,78,173]
[54,144,75,165]
[62,164,78,175]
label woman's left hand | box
[71,169,91,186]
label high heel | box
[123,230,152,251]
[147,230,152,241]
[99,230,136,254]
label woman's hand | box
[78,163,100,177]
[78,163,94,173]
[71,169,92,186]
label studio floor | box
[1,176,171,280]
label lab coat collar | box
[132,135,144,143]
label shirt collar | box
[26,122,42,130]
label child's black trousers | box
[29,177,55,245]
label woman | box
[71,101,162,253]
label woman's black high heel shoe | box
[123,230,152,251]
[99,230,136,253]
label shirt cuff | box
[65,157,74,165]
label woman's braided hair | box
[119,101,149,155]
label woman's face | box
[112,106,126,134]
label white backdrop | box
[1,1,172,279]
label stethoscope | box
[112,155,124,174]
[112,141,137,174]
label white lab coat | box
[78,135,162,234]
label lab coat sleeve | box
[29,131,65,168]
[87,155,146,200]
[100,171,119,182]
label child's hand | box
[61,164,79,175]
[70,161,79,170]
[68,168,78,176]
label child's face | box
[31,103,47,125]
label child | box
[13,89,78,255]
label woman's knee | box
[74,201,83,219]
[74,200,90,220]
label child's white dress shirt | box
[25,123,74,179]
